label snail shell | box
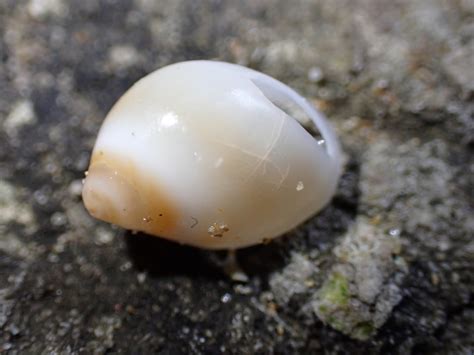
[82,60,342,249]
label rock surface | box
[0,0,473,353]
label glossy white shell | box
[82,60,342,249]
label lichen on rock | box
[313,217,406,340]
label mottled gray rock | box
[0,0,473,353]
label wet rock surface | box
[0,0,473,353]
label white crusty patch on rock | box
[269,252,317,305]
[3,100,36,137]
[28,0,66,19]
[0,180,36,228]
[313,217,406,340]
[0,180,39,259]
[107,45,141,71]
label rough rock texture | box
[0,0,473,353]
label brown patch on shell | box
[82,150,178,237]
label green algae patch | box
[318,272,350,309]
[352,322,376,340]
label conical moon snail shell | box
[82,60,343,249]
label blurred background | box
[0,0,473,353]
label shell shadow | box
[124,230,287,280]
[124,232,224,279]
[125,154,360,280]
